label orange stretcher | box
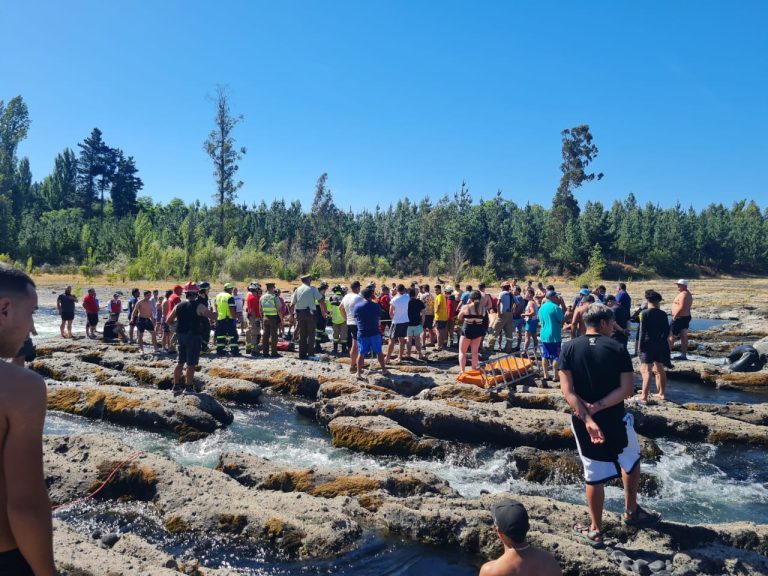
[457,356,534,388]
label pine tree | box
[203,86,246,243]
[77,128,116,218]
[111,151,143,217]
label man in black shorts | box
[636,290,670,403]
[559,303,659,546]
[56,285,77,338]
[166,282,216,394]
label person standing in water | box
[57,285,77,338]
[669,279,693,361]
[636,290,670,403]
[0,264,57,575]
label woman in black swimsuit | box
[458,290,487,372]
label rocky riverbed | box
[34,324,768,575]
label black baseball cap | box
[491,499,529,540]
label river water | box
[31,307,768,574]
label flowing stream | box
[32,307,768,574]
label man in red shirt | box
[166,285,183,318]
[378,285,391,337]
[245,282,262,356]
[82,288,100,339]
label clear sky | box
[2,1,766,212]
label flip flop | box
[624,505,661,527]
[573,523,604,547]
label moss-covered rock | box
[46,384,232,441]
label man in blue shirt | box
[354,288,390,379]
[615,283,631,315]
[539,291,565,382]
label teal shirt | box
[539,300,565,343]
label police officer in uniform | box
[290,274,322,359]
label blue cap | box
[579,288,591,296]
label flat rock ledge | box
[46,434,768,576]
[47,383,233,442]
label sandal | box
[573,523,604,547]
[623,505,661,527]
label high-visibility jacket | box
[331,302,344,325]
[215,292,234,321]
[260,293,279,316]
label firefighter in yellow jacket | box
[214,283,240,356]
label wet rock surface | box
[46,434,768,575]
[36,333,768,574]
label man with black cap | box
[167,282,217,393]
[291,274,322,359]
[481,498,561,576]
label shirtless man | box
[480,498,561,576]
[669,279,693,361]
[0,265,56,575]
[131,290,159,354]
[570,294,595,338]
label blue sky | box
[2,1,766,211]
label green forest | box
[1,93,767,283]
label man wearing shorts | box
[57,285,77,338]
[637,290,670,403]
[167,282,216,394]
[127,288,141,343]
[538,290,564,382]
[131,290,159,354]
[354,287,389,378]
[495,282,515,354]
[434,284,448,350]
[407,287,427,360]
[340,280,365,372]
[669,279,693,361]
[419,284,436,348]
[559,303,659,546]
[82,288,99,339]
[510,286,525,351]
[386,284,410,364]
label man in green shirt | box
[290,274,322,359]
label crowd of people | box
[2,262,698,574]
[53,275,694,398]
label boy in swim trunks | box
[669,279,693,360]
[131,290,159,354]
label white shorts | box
[572,413,641,485]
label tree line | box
[1,93,766,283]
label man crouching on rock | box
[480,498,561,576]
[0,264,56,575]
[559,303,659,546]
[167,282,217,394]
